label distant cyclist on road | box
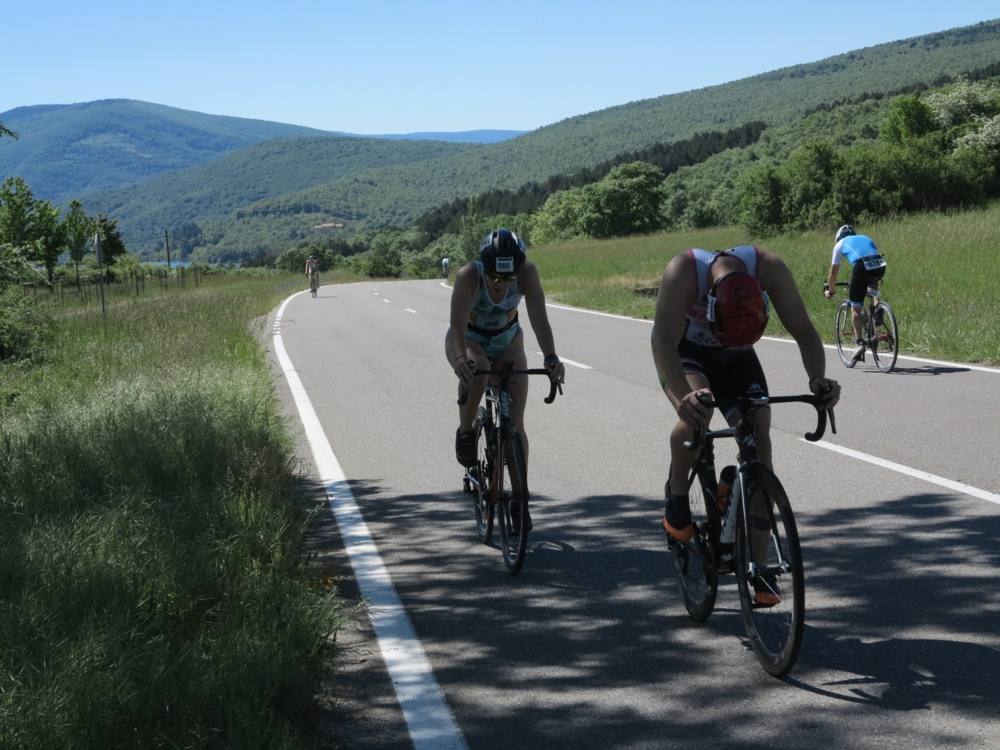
[305,255,320,295]
[651,245,840,602]
[441,257,450,277]
[445,229,565,499]
[823,224,887,365]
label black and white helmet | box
[479,229,526,277]
[834,224,855,243]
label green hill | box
[88,136,479,255]
[86,19,1000,259]
[0,99,334,202]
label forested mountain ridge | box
[88,137,479,256]
[0,99,335,203]
[70,18,1000,258]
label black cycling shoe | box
[509,496,533,535]
[455,428,477,468]
[663,493,694,543]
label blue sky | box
[3,1,999,133]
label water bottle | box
[718,465,738,546]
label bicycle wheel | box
[669,471,719,622]
[471,407,494,543]
[834,301,855,367]
[496,426,529,576]
[733,467,804,677]
[870,302,899,373]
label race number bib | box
[495,256,515,274]
[862,254,886,271]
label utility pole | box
[164,228,172,270]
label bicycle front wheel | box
[834,301,855,367]
[670,471,719,622]
[870,302,899,373]
[496,426,529,576]
[734,467,804,677]
[472,407,494,544]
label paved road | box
[271,279,1000,750]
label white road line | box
[808,440,1000,505]
[383,298,391,304]
[535,351,591,369]
[406,308,418,314]
[273,292,467,750]
[442,280,999,374]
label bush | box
[0,287,47,362]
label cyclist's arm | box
[825,244,844,291]
[651,253,697,409]
[758,250,827,384]
[520,262,565,382]
[446,264,479,377]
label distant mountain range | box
[0,100,525,203]
[4,18,1000,261]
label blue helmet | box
[835,224,855,243]
[479,229,526,276]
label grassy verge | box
[531,202,1000,365]
[0,270,358,748]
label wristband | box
[544,353,560,368]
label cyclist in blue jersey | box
[824,225,887,365]
[446,229,565,472]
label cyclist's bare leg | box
[744,407,774,564]
[851,304,864,341]
[667,371,713,496]
[445,329,489,432]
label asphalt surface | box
[269,279,1000,750]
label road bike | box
[308,271,319,298]
[828,279,898,372]
[459,363,560,575]
[667,392,835,676]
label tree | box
[94,215,127,279]
[0,122,17,140]
[63,200,94,288]
[0,177,38,247]
[880,95,937,144]
[34,201,65,286]
[735,164,787,235]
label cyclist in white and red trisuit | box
[651,245,840,604]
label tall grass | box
[0,273,349,748]
[532,204,1000,364]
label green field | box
[0,270,359,747]
[532,203,1000,365]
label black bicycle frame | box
[686,394,834,576]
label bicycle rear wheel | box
[834,301,855,367]
[496,426,529,576]
[471,407,494,544]
[734,467,804,677]
[670,472,718,622]
[870,302,899,373]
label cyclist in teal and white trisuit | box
[823,224,887,365]
[445,229,565,475]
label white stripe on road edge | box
[383,298,391,303]
[273,292,467,750]
[808,440,1000,506]
[405,308,418,314]
[536,351,591,369]
[541,299,1000,375]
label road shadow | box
[873,365,970,376]
[301,479,1000,749]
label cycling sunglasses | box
[487,273,517,284]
